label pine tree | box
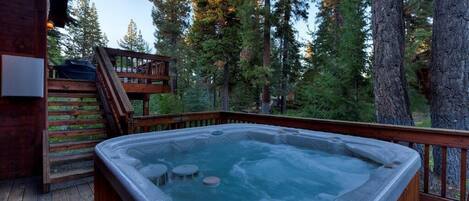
[47,29,65,65]
[118,19,152,53]
[238,0,262,81]
[261,0,272,114]
[403,0,432,110]
[63,0,108,59]
[237,0,266,112]
[272,0,309,113]
[188,0,241,111]
[151,0,190,93]
[372,0,414,125]
[431,0,469,187]
[299,0,373,121]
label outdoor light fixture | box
[47,21,54,30]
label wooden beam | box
[221,112,469,149]
[48,92,97,98]
[48,119,105,126]
[48,110,101,116]
[48,79,96,92]
[133,112,221,127]
[420,193,455,201]
[123,83,171,94]
[48,101,98,106]
[49,140,100,152]
[116,73,170,81]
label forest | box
[46,0,469,190]
[47,0,463,128]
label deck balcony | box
[3,0,467,200]
[3,49,463,201]
[50,47,172,96]
[4,111,469,201]
[129,112,469,201]
[103,47,172,95]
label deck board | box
[0,178,93,201]
[52,188,68,201]
[8,178,28,201]
[76,183,93,201]
[22,181,38,201]
[88,182,94,193]
[0,179,13,201]
[67,186,80,201]
[37,193,52,201]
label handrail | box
[130,111,469,201]
[221,112,469,148]
[95,47,134,135]
[104,47,172,61]
[103,47,171,88]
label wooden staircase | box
[43,79,108,192]
[42,47,170,192]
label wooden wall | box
[0,0,47,179]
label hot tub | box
[94,124,420,201]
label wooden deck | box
[0,177,93,201]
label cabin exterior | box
[1,1,469,201]
[0,0,48,179]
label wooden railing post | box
[42,130,50,193]
[441,146,447,197]
[460,149,467,201]
[423,144,430,193]
[218,112,228,124]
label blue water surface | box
[140,140,377,201]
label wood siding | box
[0,0,47,179]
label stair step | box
[49,128,106,138]
[50,152,94,165]
[45,79,103,189]
[49,140,101,152]
[48,101,98,107]
[49,119,105,127]
[48,79,96,92]
[48,92,97,98]
[48,110,101,116]
[49,168,94,184]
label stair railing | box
[95,47,134,135]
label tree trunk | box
[170,35,178,94]
[280,0,291,114]
[222,63,230,111]
[170,59,178,94]
[261,0,271,114]
[430,0,469,187]
[372,0,414,126]
[212,84,217,110]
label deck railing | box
[95,47,134,135]
[103,47,171,93]
[132,112,223,133]
[131,111,469,201]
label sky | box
[90,0,318,50]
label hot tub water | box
[138,140,378,201]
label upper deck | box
[103,47,171,95]
[50,47,172,95]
